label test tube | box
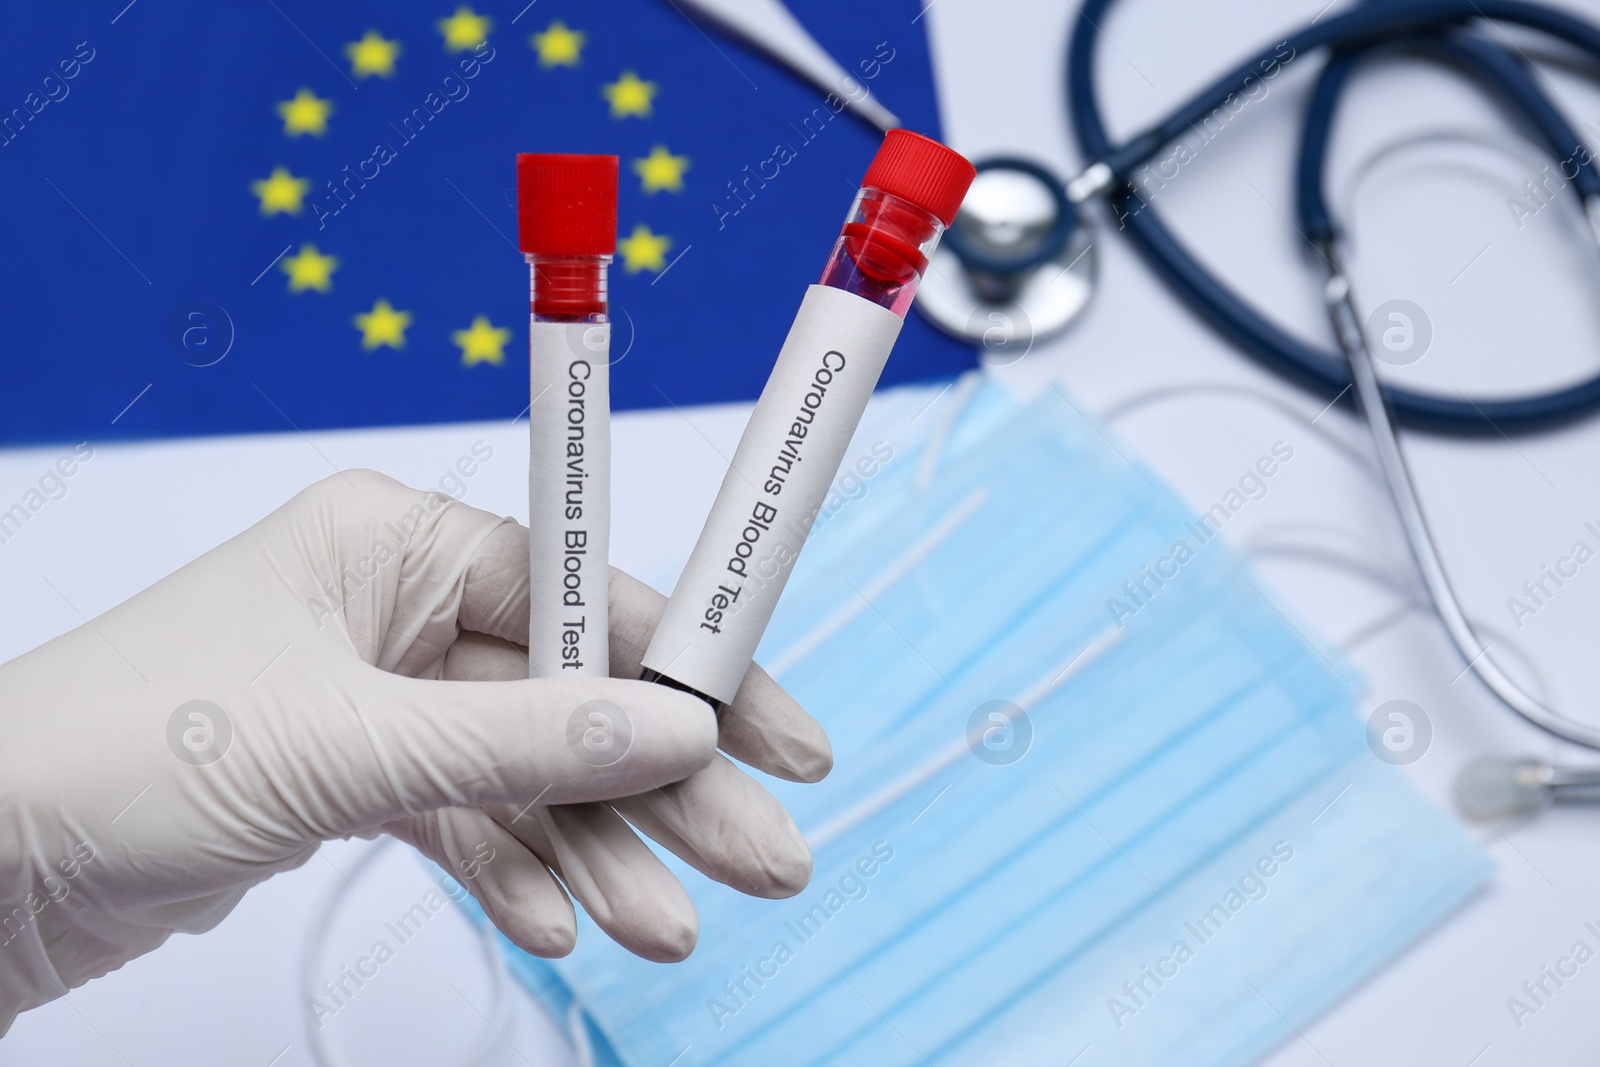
[641,130,975,708]
[517,153,616,680]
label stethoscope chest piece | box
[916,159,1095,357]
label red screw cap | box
[860,130,976,227]
[517,153,618,255]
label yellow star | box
[353,299,412,350]
[602,71,658,119]
[251,166,311,216]
[281,244,338,294]
[438,6,492,53]
[617,224,672,273]
[531,20,585,68]
[346,30,402,78]
[454,315,510,366]
[633,145,690,194]
[276,88,334,138]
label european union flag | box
[0,0,971,445]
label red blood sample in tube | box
[640,130,975,709]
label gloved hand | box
[0,470,830,1032]
[440,557,830,963]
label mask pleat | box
[509,380,1488,1067]
[709,600,1360,1065]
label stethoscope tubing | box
[1067,0,1600,435]
[1058,0,1600,749]
[1297,31,1600,243]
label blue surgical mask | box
[494,374,1490,1067]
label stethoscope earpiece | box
[1455,758,1600,820]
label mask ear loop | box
[1243,525,1552,688]
[303,837,514,1067]
[762,371,993,680]
[802,618,1125,851]
[1333,128,1565,234]
[566,1000,597,1067]
[913,369,983,491]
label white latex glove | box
[441,550,832,963]
[0,471,828,1032]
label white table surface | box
[5,0,1600,1063]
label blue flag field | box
[0,0,970,445]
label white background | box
[5,0,1600,1063]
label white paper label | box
[529,320,610,679]
[641,285,904,702]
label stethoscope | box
[922,0,1600,820]
[925,0,1600,436]
[676,0,1600,816]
